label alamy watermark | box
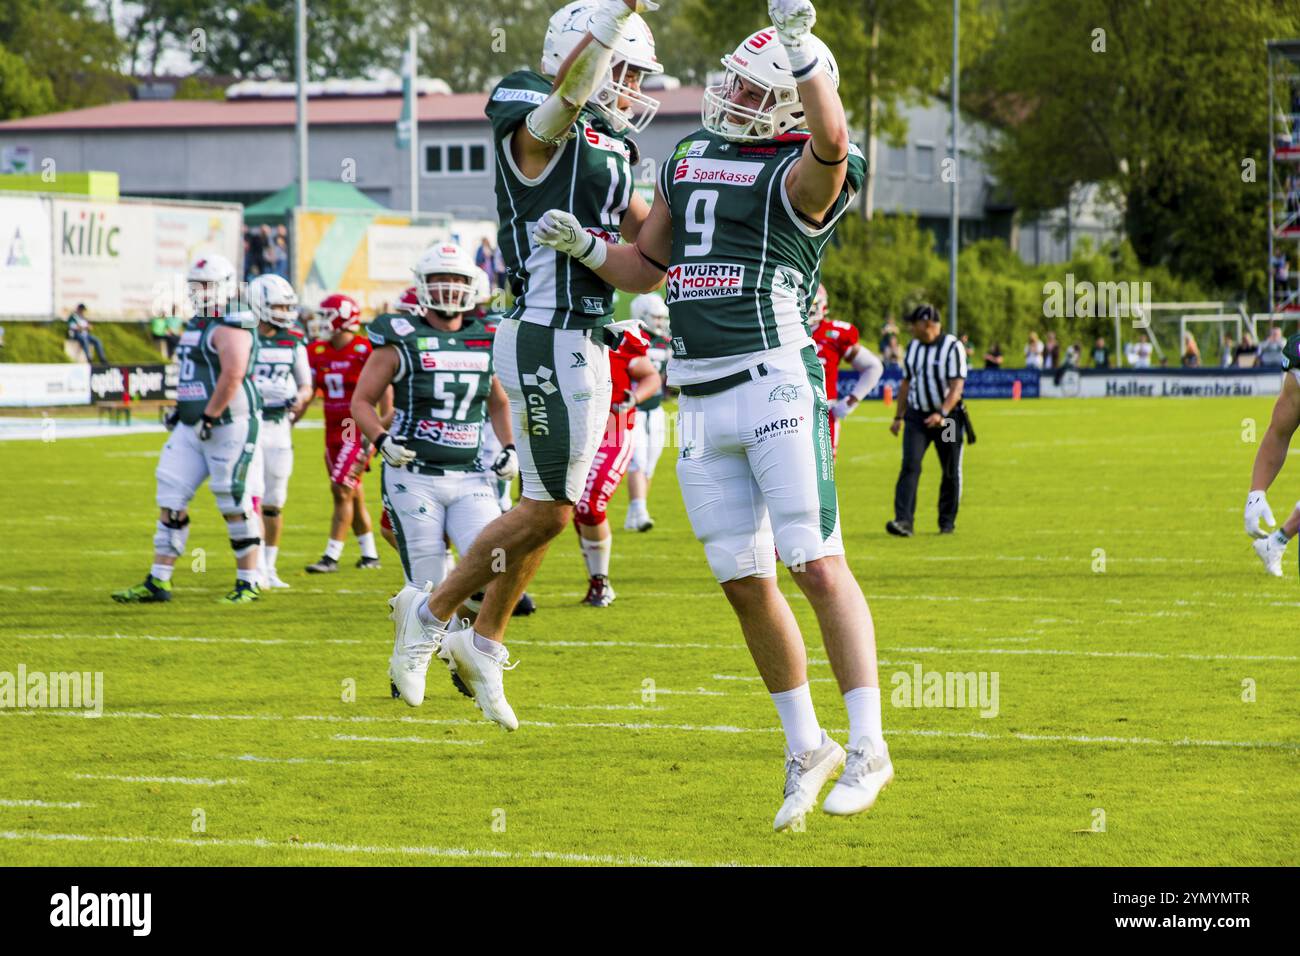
[0,664,103,716]
[890,666,1000,718]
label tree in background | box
[969,0,1300,300]
[0,0,125,111]
[0,43,55,120]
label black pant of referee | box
[887,303,969,537]
[893,405,965,532]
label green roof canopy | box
[244,180,386,223]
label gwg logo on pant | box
[525,393,549,436]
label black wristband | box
[375,432,390,450]
[809,143,848,166]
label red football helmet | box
[318,293,362,333]
[395,286,424,316]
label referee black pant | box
[893,406,965,530]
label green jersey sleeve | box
[485,70,553,142]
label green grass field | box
[0,396,1296,866]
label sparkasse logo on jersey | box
[673,158,762,187]
[582,125,629,158]
[665,263,745,303]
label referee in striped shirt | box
[887,304,969,537]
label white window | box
[914,143,935,181]
[423,140,489,177]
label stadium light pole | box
[949,0,959,336]
[295,0,308,211]
[409,26,419,219]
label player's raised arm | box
[771,0,850,223]
[532,180,671,293]
[514,0,661,177]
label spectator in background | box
[1181,332,1201,367]
[984,341,1004,369]
[883,332,902,371]
[1274,253,1291,298]
[1024,331,1044,369]
[246,226,267,279]
[1234,332,1259,368]
[879,314,899,355]
[1220,333,1235,367]
[275,225,291,278]
[1259,325,1286,368]
[1125,332,1154,369]
[1063,341,1082,369]
[959,333,974,364]
[1091,336,1111,368]
[1043,330,1060,370]
[149,311,171,358]
[475,237,500,290]
[66,304,107,364]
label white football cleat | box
[437,628,519,731]
[1253,535,1286,577]
[822,738,894,816]
[263,570,291,589]
[387,582,443,707]
[773,731,845,832]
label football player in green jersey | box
[535,0,893,827]
[387,0,663,728]
[351,243,522,728]
[112,255,266,605]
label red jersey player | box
[574,325,661,607]
[809,284,883,455]
[302,293,392,573]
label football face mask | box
[423,272,477,314]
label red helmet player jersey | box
[609,326,650,423]
[308,335,373,439]
[811,318,860,401]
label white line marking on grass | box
[0,830,730,867]
[0,799,88,809]
[886,645,1300,663]
[13,632,366,646]
[535,703,665,712]
[510,638,734,650]
[331,735,486,746]
[11,710,1294,751]
[177,752,373,766]
[72,773,243,786]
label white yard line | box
[12,632,367,646]
[0,799,88,809]
[884,645,1299,663]
[0,830,728,867]
[72,772,243,786]
[331,735,486,746]
[176,752,372,766]
[6,710,1292,751]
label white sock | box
[416,601,448,629]
[264,545,279,571]
[236,568,260,585]
[150,563,173,582]
[770,683,822,755]
[472,630,508,661]
[844,686,885,753]
[325,538,344,561]
[581,535,612,577]
[358,532,378,559]
[628,498,646,520]
[1273,528,1290,545]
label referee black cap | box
[906,303,941,325]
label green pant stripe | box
[381,470,415,583]
[516,321,572,501]
[229,415,260,505]
[800,346,838,539]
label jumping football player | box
[302,293,389,573]
[534,0,892,827]
[246,275,313,589]
[808,283,883,455]
[387,0,663,729]
[112,254,265,605]
[349,244,519,705]
[625,292,671,531]
[1245,333,1300,576]
[575,323,661,606]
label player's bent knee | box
[152,510,191,558]
[223,513,261,558]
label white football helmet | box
[413,243,478,314]
[702,27,840,142]
[541,0,663,134]
[630,293,670,338]
[248,274,299,328]
[187,254,236,316]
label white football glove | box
[830,398,853,420]
[533,210,590,255]
[1244,490,1276,539]
[769,0,816,47]
[377,433,417,468]
[491,444,519,481]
